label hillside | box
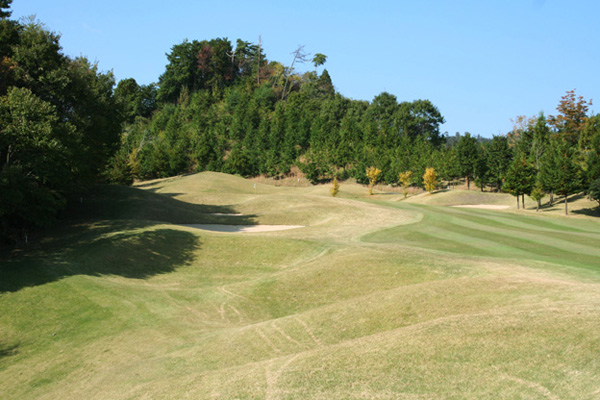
[1,173,600,399]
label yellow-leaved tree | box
[423,167,438,194]
[398,171,413,198]
[366,167,382,195]
[330,176,340,197]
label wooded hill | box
[107,37,600,215]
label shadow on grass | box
[573,207,600,217]
[64,184,257,226]
[0,343,19,359]
[0,184,258,293]
[0,226,202,293]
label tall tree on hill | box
[317,69,335,98]
[234,39,265,80]
[397,100,445,146]
[548,90,592,145]
[312,53,327,72]
[281,45,309,100]
[202,38,236,89]
[158,40,203,103]
[365,92,398,144]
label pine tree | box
[503,157,536,209]
[553,139,583,215]
[456,133,480,190]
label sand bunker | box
[452,204,510,210]
[182,224,304,233]
[209,213,245,216]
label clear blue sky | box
[10,0,600,137]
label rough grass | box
[1,172,600,399]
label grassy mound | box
[405,189,518,206]
[1,173,599,399]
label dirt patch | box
[181,224,304,233]
[452,205,510,210]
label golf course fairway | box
[1,172,599,399]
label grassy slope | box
[1,173,600,399]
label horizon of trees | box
[109,34,599,217]
[2,0,599,243]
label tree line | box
[109,36,600,216]
[2,0,599,242]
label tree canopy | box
[1,13,123,242]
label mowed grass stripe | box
[369,220,554,262]
[408,202,600,237]
[400,202,600,234]
[439,221,600,268]
[430,206,600,265]
[440,212,600,258]
[436,206,600,249]
[364,203,600,270]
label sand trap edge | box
[181,224,304,233]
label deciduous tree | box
[398,170,413,198]
[366,166,382,195]
[330,176,340,197]
[423,167,438,193]
[548,90,592,145]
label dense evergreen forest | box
[1,0,600,243]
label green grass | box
[1,172,600,399]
